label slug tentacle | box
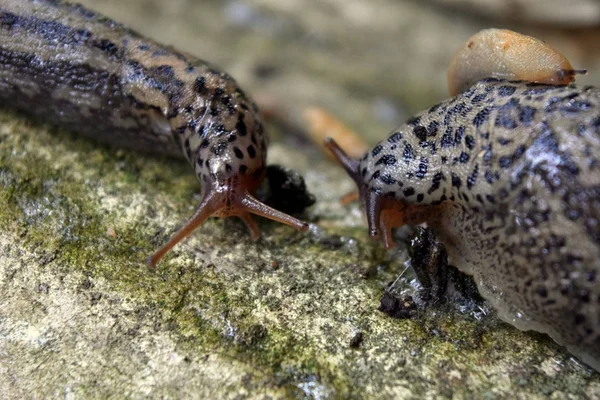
[325,137,426,249]
[148,177,309,267]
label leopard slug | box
[0,0,309,267]
[326,78,600,370]
[448,29,585,96]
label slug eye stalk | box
[147,178,308,268]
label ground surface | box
[1,0,600,398]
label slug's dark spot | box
[234,147,244,159]
[200,139,209,148]
[451,173,461,188]
[473,107,491,127]
[380,174,396,185]
[465,135,475,150]
[428,172,443,194]
[225,164,232,172]
[485,170,494,184]
[239,165,248,174]
[403,187,415,197]
[416,193,424,202]
[138,44,150,51]
[471,93,487,104]
[370,170,381,181]
[519,106,536,124]
[427,121,439,137]
[414,126,427,141]
[497,86,516,96]
[388,132,403,143]
[513,145,525,160]
[236,117,248,137]
[247,145,256,158]
[228,134,237,142]
[454,126,465,145]
[372,145,383,157]
[467,164,479,189]
[402,143,415,162]
[499,156,511,169]
[458,152,469,164]
[441,127,453,148]
[415,157,428,179]
[194,77,207,94]
[376,154,397,166]
[93,39,119,56]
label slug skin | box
[326,79,600,371]
[448,29,578,96]
[0,0,308,266]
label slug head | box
[147,173,309,267]
[324,137,427,250]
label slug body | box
[448,29,582,96]
[0,0,308,266]
[326,79,600,370]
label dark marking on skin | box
[403,144,415,161]
[451,173,462,188]
[380,174,396,185]
[372,144,383,157]
[454,126,465,145]
[498,86,516,96]
[376,154,397,166]
[428,172,443,194]
[467,164,479,189]
[414,126,427,141]
[234,147,243,159]
[465,135,475,150]
[388,132,403,143]
[415,157,428,179]
[473,107,491,127]
[247,145,256,158]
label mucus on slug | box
[0,0,309,267]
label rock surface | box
[1,0,599,398]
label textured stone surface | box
[1,0,599,398]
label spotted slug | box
[0,0,309,267]
[326,79,600,370]
[448,29,585,96]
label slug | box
[325,78,600,370]
[448,29,586,96]
[0,0,309,267]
